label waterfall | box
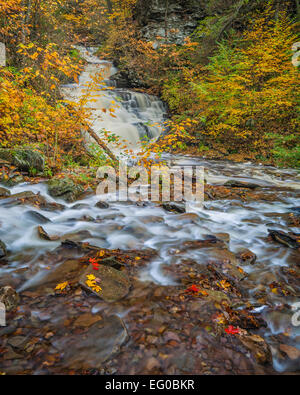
[61,46,167,153]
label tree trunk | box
[86,127,118,163]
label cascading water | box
[61,46,167,152]
[0,47,300,374]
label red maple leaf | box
[185,284,200,293]
[225,325,240,335]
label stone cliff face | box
[134,0,206,44]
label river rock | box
[268,229,300,249]
[95,200,110,209]
[0,286,19,311]
[48,178,84,202]
[223,180,260,189]
[162,202,186,214]
[52,315,128,370]
[2,191,65,211]
[37,226,59,241]
[25,210,51,224]
[1,174,25,187]
[0,240,7,258]
[0,187,10,198]
[235,249,257,265]
[80,264,130,302]
[279,344,300,360]
[238,334,272,365]
[0,148,45,172]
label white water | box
[0,48,300,372]
[61,46,166,152]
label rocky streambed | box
[0,153,299,375]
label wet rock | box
[37,226,59,241]
[0,148,45,172]
[223,180,260,189]
[0,239,7,258]
[181,237,226,251]
[30,259,86,290]
[7,336,28,349]
[162,202,186,214]
[73,313,102,328]
[0,187,10,197]
[71,203,90,210]
[95,201,110,209]
[48,178,84,202]
[0,286,19,311]
[238,334,272,365]
[60,230,92,243]
[1,191,65,212]
[279,344,300,360]
[52,315,128,370]
[1,174,24,187]
[3,346,23,360]
[235,249,257,265]
[25,210,51,224]
[214,233,230,245]
[268,229,300,249]
[80,264,130,303]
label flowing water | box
[0,48,299,373]
[61,46,167,152]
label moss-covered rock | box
[0,148,45,173]
[47,178,84,203]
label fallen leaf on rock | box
[55,281,69,292]
[225,325,240,335]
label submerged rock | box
[52,315,128,370]
[0,286,19,311]
[48,178,84,203]
[0,240,7,258]
[0,148,45,172]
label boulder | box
[48,178,84,202]
[0,148,44,172]
[0,286,19,311]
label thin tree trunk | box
[106,0,113,14]
[86,127,118,163]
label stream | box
[0,47,299,374]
